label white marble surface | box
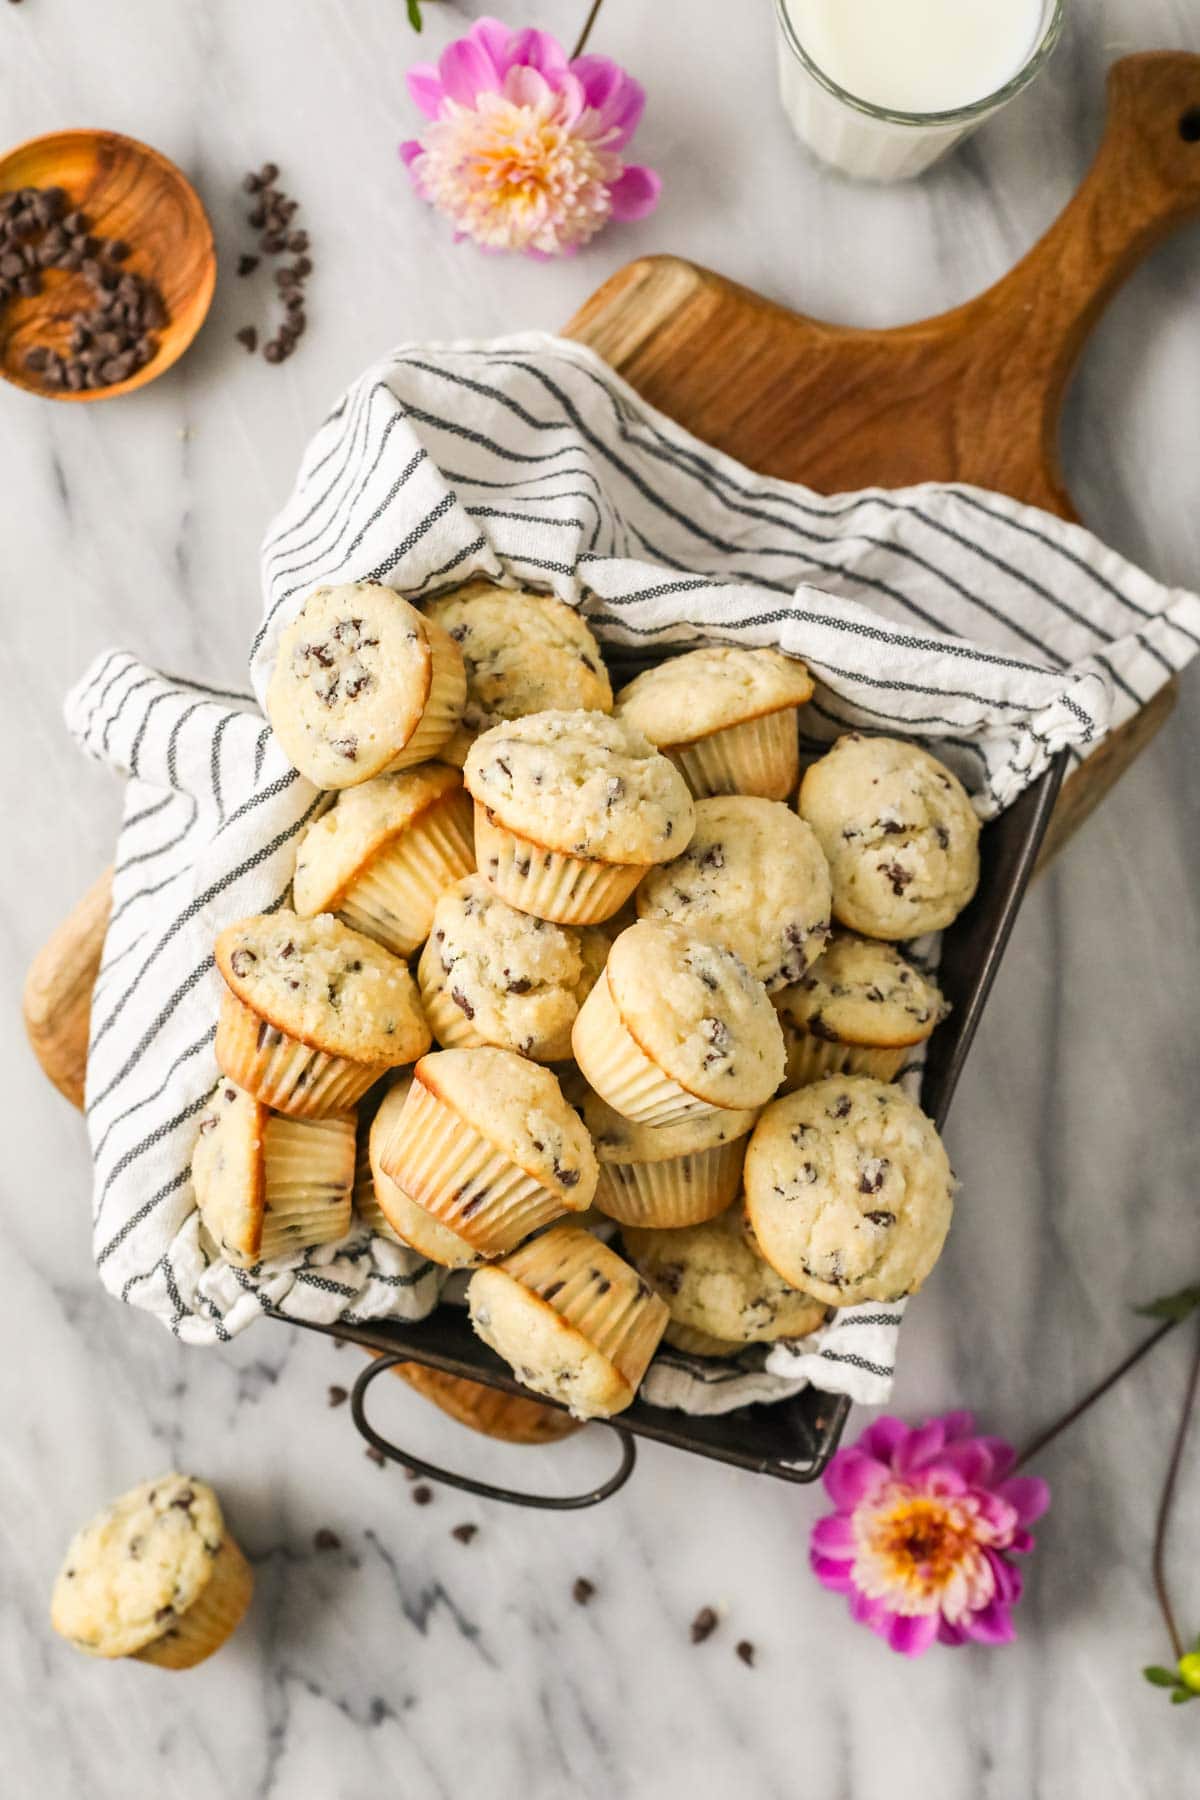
[4,1,1200,1794]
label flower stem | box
[1013,1316,1178,1469]
[571,0,606,59]
[1151,1316,1200,1663]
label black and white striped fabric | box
[65,333,1199,1410]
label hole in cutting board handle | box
[1178,107,1200,142]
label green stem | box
[1013,1317,1178,1470]
[1151,1316,1200,1664]
[571,0,606,59]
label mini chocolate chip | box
[572,1577,596,1606]
[328,1384,348,1407]
[865,1209,896,1226]
[237,253,260,278]
[691,1606,719,1644]
[451,1523,478,1545]
[235,325,258,354]
[365,1445,386,1467]
[411,1484,433,1506]
[314,1527,341,1552]
[736,1639,756,1667]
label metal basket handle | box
[350,1353,637,1509]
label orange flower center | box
[854,1486,997,1619]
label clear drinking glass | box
[773,0,1065,183]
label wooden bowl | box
[0,128,215,402]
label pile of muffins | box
[188,576,982,1422]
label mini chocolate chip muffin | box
[774,932,948,1088]
[50,1474,253,1670]
[467,1223,669,1418]
[214,909,430,1117]
[422,579,613,765]
[191,1079,355,1268]
[743,1076,955,1305]
[293,764,475,957]
[571,920,785,1125]
[635,796,831,990]
[463,709,694,924]
[375,1048,598,1255]
[623,1207,829,1349]
[799,734,980,939]
[615,645,813,800]
[267,581,466,788]
[360,1075,486,1269]
[584,1089,757,1228]
[417,875,608,1062]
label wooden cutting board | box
[25,50,1200,1116]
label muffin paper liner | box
[571,971,721,1127]
[377,1075,576,1254]
[594,1137,745,1228]
[781,1030,910,1090]
[133,1536,254,1671]
[364,1127,486,1269]
[338,788,475,956]
[473,807,645,925]
[666,706,800,801]
[497,1227,668,1392]
[383,617,468,770]
[215,989,389,1118]
[254,1111,355,1264]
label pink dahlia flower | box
[400,16,660,257]
[811,1411,1050,1656]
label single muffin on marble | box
[360,1074,486,1269]
[799,734,980,939]
[50,1474,253,1670]
[467,1223,669,1419]
[571,920,785,1125]
[623,1206,829,1353]
[743,1076,955,1306]
[635,795,831,990]
[422,578,613,765]
[614,644,813,800]
[214,909,430,1117]
[292,764,474,958]
[191,1079,355,1268]
[375,1048,598,1255]
[418,875,609,1062]
[774,932,948,1089]
[463,709,694,925]
[266,581,466,788]
[583,1088,757,1228]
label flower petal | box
[849,1588,891,1630]
[964,1600,1017,1646]
[811,1513,857,1556]
[997,1475,1051,1526]
[939,1409,977,1443]
[406,64,446,120]
[823,1445,888,1511]
[811,1552,856,1592]
[438,35,504,108]
[887,1612,940,1656]
[607,164,661,221]
[571,56,646,147]
[468,16,515,72]
[504,65,554,112]
[894,1419,950,1474]
[399,138,424,169]
[857,1415,912,1466]
[508,27,569,82]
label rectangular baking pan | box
[277,645,1066,1486]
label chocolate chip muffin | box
[743,1076,955,1305]
[467,1223,669,1418]
[267,580,466,787]
[463,709,695,924]
[623,1207,829,1348]
[799,734,980,939]
[635,795,831,990]
[775,931,948,1088]
[293,763,475,957]
[615,644,813,800]
[50,1474,253,1669]
[374,1048,598,1255]
[214,908,430,1117]
[584,1089,757,1228]
[417,875,608,1062]
[571,920,786,1125]
[423,579,612,765]
[361,1075,487,1268]
[191,1078,355,1268]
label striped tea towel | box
[65,332,1200,1412]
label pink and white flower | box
[400,17,660,257]
[810,1411,1050,1656]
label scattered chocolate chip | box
[411,1484,433,1506]
[735,1639,756,1667]
[235,324,258,353]
[572,1577,596,1606]
[237,252,260,278]
[327,1384,348,1407]
[365,1445,386,1467]
[263,338,284,364]
[451,1523,478,1544]
[314,1527,341,1552]
[690,1606,719,1644]
[259,161,280,185]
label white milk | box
[776,0,1055,181]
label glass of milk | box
[774,0,1065,182]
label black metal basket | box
[274,648,1066,1508]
